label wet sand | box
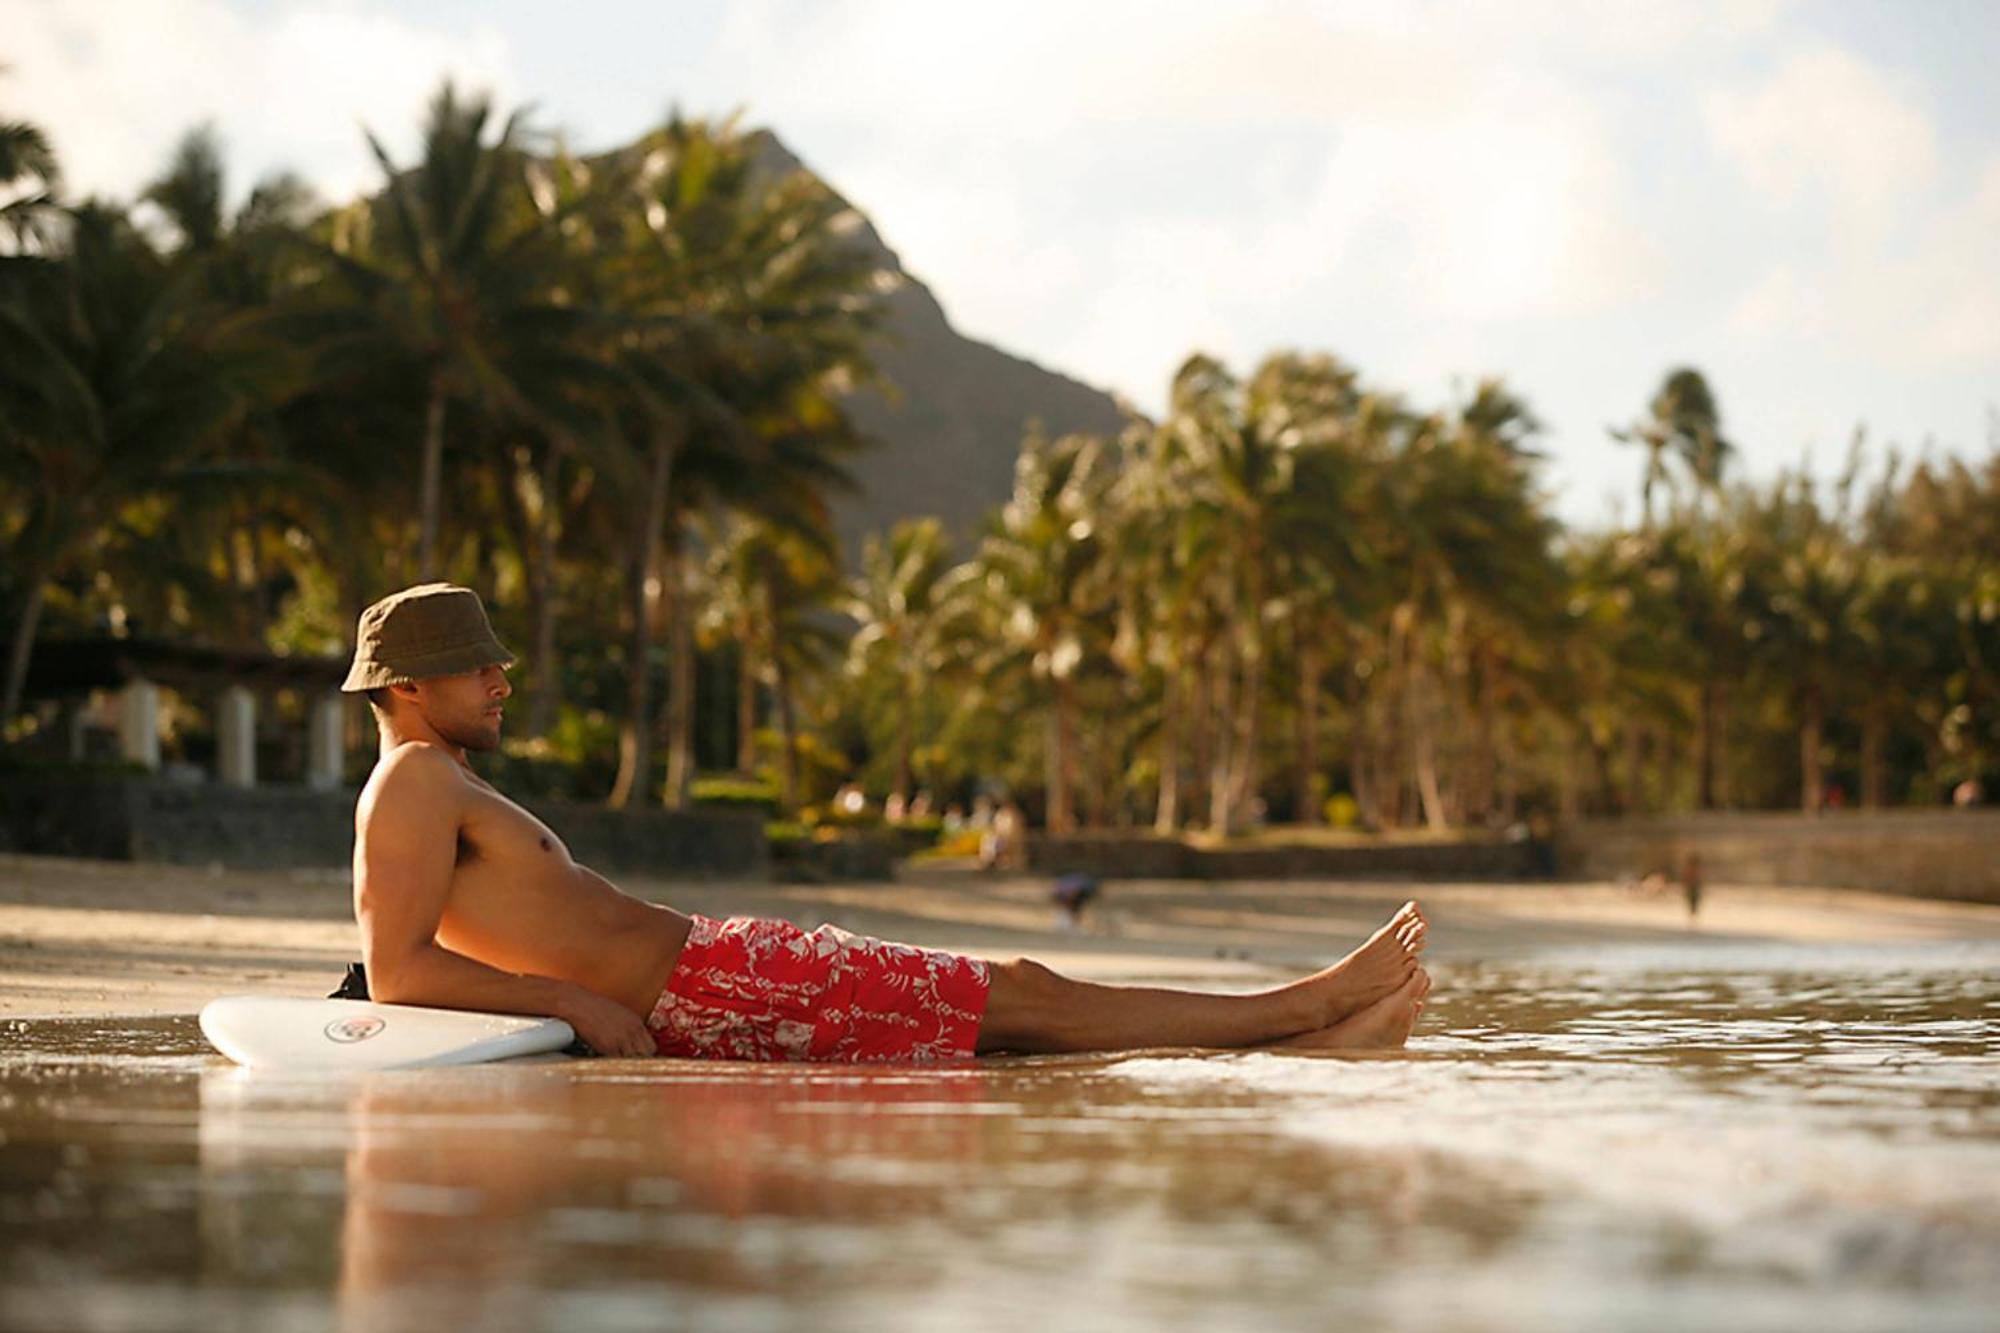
[6,853,1998,1332]
[4,851,1997,1019]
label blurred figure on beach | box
[1682,852,1703,924]
[981,800,1025,872]
[1051,873,1099,931]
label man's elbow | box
[359,939,427,1005]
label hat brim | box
[340,641,515,693]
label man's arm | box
[352,747,655,1056]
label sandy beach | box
[5,851,1998,1020]
[6,851,1998,1333]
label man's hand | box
[555,985,657,1058]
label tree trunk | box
[1,566,51,730]
[1046,672,1078,835]
[1207,632,1237,834]
[1860,699,1887,808]
[1153,649,1182,834]
[1468,651,1498,827]
[1664,716,1680,808]
[417,372,447,579]
[608,434,675,810]
[1558,725,1583,821]
[1625,719,1646,814]
[1695,678,1718,811]
[524,443,564,739]
[1405,644,1449,833]
[773,640,800,816]
[1187,638,1213,823]
[1225,558,1265,831]
[1078,709,1108,830]
[1711,682,1732,808]
[894,676,915,808]
[1799,683,1824,813]
[662,540,695,811]
[1412,712,1449,831]
[735,636,759,773]
[1347,681,1376,830]
[1295,631,1322,826]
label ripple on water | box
[0,950,1996,1333]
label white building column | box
[217,685,257,788]
[120,679,161,771]
[306,692,346,791]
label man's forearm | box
[365,939,596,1022]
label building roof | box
[17,637,347,697]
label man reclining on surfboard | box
[344,583,1431,1061]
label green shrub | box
[692,777,781,817]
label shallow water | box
[2,941,1996,1333]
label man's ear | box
[390,680,424,705]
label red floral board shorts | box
[646,915,991,1063]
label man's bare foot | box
[1290,901,1428,1026]
[1269,967,1431,1052]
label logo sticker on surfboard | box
[324,1015,387,1044]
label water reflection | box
[2,944,1996,1332]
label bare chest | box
[450,783,571,876]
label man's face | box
[410,664,511,752]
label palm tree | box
[1272,408,1383,825]
[109,129,346,651]
[596,114,884,810]
[0,204,257,725]
[142,125,227,254]
[1,79,61,251]
[846,518,955,807]
[1373,387,1561,829]
[1612,366,1734,526]
[1099,417,1211,832]
[1166,352,1363,832]
[700,511,846,811]
[311,80,599,580]
[943,429,1113,834]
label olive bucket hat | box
[340,583,515,692]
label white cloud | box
[1703,46,1938,227]
[6,0,1991,524]
[1,0,518,208]
[702,2,1660,409]
[1715,37,1997,374]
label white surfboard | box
[200,996,578,1071]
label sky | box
[6,0,1998,527]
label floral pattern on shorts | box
[647,914,990,1063]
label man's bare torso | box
[355,743,690,1015]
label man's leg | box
[975,901,1427,1054]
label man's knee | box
[984,957,1076,1046]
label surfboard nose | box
[199,996,576,1070]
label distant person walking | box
[1681,852,1703,925]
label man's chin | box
[445,723,503,753]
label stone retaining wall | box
[1555,810,2000,904]
[0,775,769,881]
[770,834,899,883]
[1026,834,1541,881]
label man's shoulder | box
[359,743,467,813]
